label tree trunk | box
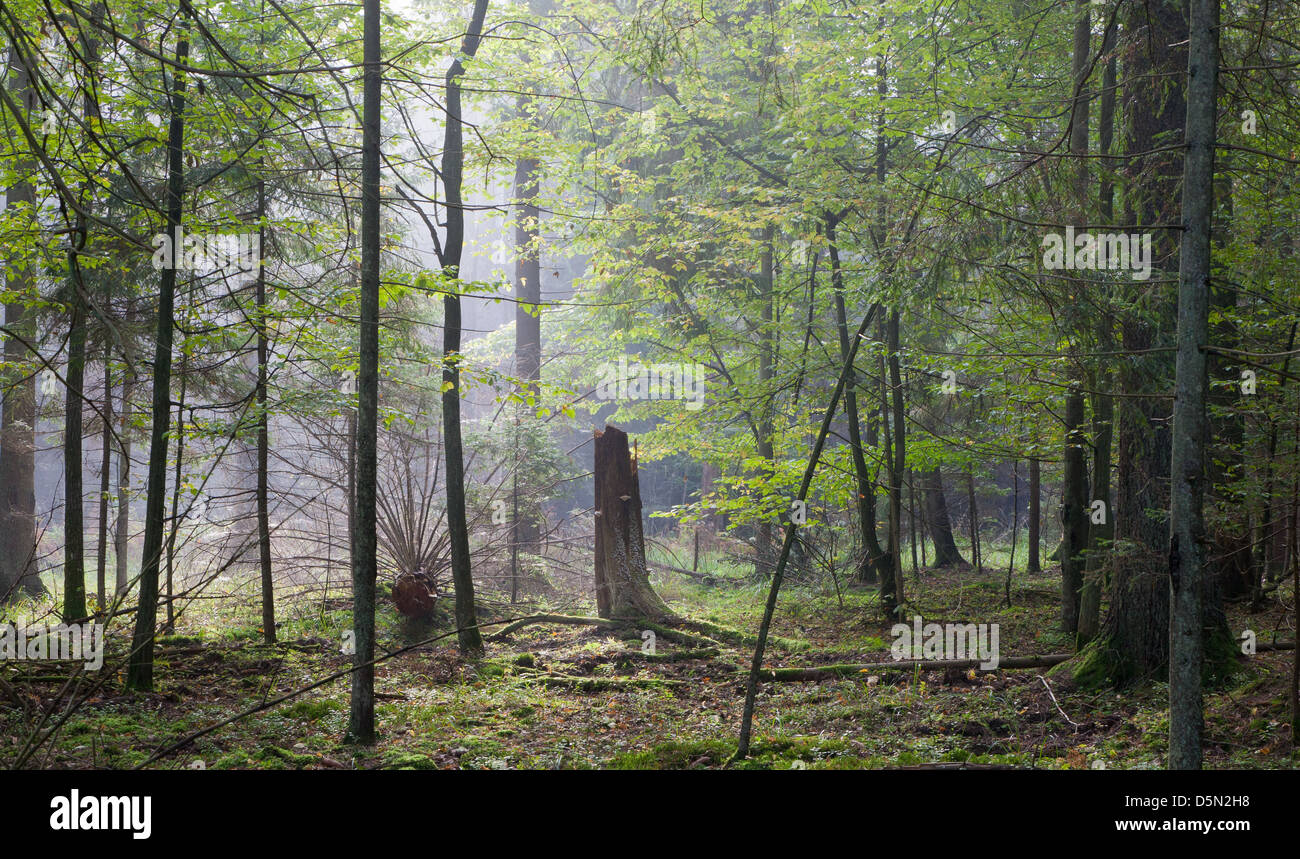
[908,469,919,582]
[874,43,902,616]
[115,303,134,596]
[0,33,43,602]
[1027,458,1041,572]
[1168,0,1218,771]
[1078,383,1112,644]
[827,214,883,584]
[63,275,87,621]
[1293,543,1299,737]
[966,466,981,573]
[1079,18,1119,644]
[127,3,188,691]
[513,151,542,560]
[61,6,104,621]
[164,364,188,634]
[1059,0,1091,638]
[256,178,275,644]
[346,405,356,579]
[883,309,905,615]
[1061,380,1089,634]
[348,0,383,743]
[593,425,670,620]
[439,0,490,657]
[1006,461,1019,606]
[754,228,776,579]
[922,467,966,568]
[96,347,112,613]
[1072,0,1186,687]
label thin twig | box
[1037,674,1080,732]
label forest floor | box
[2,557,1296,769]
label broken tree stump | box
[392,571,439,618]
[593,425,671,621]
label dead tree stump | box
[593,425,671,620]
[392,571,439,618]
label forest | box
[0,0,1297,790]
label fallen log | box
[620,647,720,663]
[755,641,1297,682]
[648,564,743,587]
[756,653,1073,682]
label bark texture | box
[593,425,671,621]
[923,467,967,568]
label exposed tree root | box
[636,619,721,650]
[489,612,751,652]
[489,614,620,639]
